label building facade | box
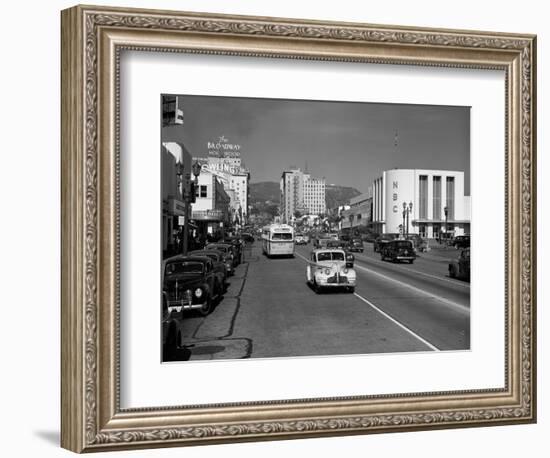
[193,136,250,226]
[340,192,373,233]
[191,169,231,238]
[372,169,470,238]
[161,141,192,255]
[280,169,326,224]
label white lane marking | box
[354,252,470,288]
[296,250,469,316]
[353,263,469,315]
[294,251,440,351]
[353,293,440,352]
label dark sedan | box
[373,233,399,253]
[205,243,238,267]
[188,250,229,287]
[162,255,219,317]
[348,238,364,253]
[380,239,416,264]
[452,235,470,249]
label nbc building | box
[371,169,471,238]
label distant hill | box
[249,181,360,211]
[249,181,280,205]
[325,185,361,210]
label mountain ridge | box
[249,181,361,210]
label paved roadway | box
[170,242,470,361]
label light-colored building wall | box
[161,141,192,252]
[371,169,470,237]
[340,193,372,231]
[280,169,326,224]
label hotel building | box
[280,169,326,224]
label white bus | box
[262,224,295,257]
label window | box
[433,176,441,220]
[419,175,428,218]
[200,185,207,198]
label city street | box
[171,242,470,361]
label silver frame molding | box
[61,4,537,453]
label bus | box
[261,224,295,257]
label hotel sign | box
[207,135,241,158]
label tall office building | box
[280,169,326,224]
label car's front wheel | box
[199,295,212,316]
[313,278,321,294]
[449,265,457,278]
[347,286,355,294]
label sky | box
[163,94,470,195]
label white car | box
[306,248,356,293]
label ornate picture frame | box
[61,4,536,453]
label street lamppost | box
[175,162,185,255]
[180,161,202,256]
[402,205,406,237]
[444,206,449,248]
[402,202,413,237]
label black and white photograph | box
[161,94,471,362]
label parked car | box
[162,255,220,317]
[452,235,470,249]
[449,248,470,281]
[380,239,416,264]
[306,248,357,293]
[205,243,238,267]
[406,234,429,253]
[223,236,244,263]
[373,233,399,252]
[200,247,234,276]
[363,232,379,243]
[241,232,255,244]
[188,250,229,287]
[348,238,364,253]
[162,297,191,361]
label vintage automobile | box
[324,240,355,266]
[205,242,238,267]
[162,298,191,361]
[202,248,234,276]
[162,255,220,317]
[188,249,229,287]
[449,247,470,281]
[406,234,430,253]
[373,233,399,252]
[295,233,309,245]
[241,232,255,244]
[222,237,244,264]
[363,232,379,243]
[452,235,470,249]
[348,237,364,253]
[306,248,357,293]
[380,239,416,263]
[313,237,331,249]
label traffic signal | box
[189,181,197,203]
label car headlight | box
[194,288,203,298]
[343,268,349,274]
[324,268,331,275]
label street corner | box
[186,338,252,360]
